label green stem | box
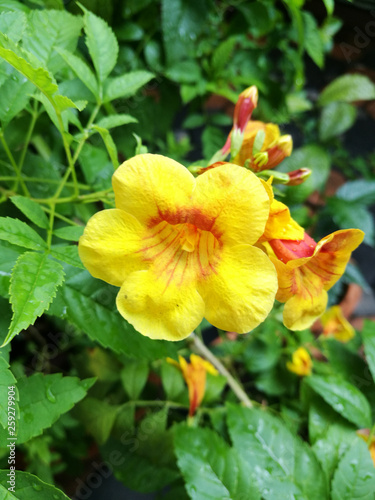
[41,206,82,226]
[190,332,253,408]
[19,102,39,175]
[123,400,188,410]
[46,203,55,250]
[0,129,29,196]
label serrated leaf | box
[16,373,95,443]
[174,425,261,500]
[319,102,356,141]
[22,10,83,73]
[362,320,375,384]
[4,252,65,346]
[305,374,372,428]
[0,217,46,250]
[0,11,27,43]
[0,356,16,428]
[121,360,149,400]
[49,267,179,361]
[331,439,375,500]
[0,244,24,298]
[91,125,118,168]
[227,404,327,500]
[161,361,185,400]
[212,38,237,74]
[0,0,30,12]
[10,195,49,229]
[50,244,85,269]
[57,47,99,99]
[96,113,137,130]
[53,225,84,241]
[318,74,375,106]
[83,7,118,83]
[0,71,34,125]
[103,70,154,102]
[0,470,70,499]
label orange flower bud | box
[285,168,311,186]
[233,86,258,133]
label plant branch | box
[190,332,253,408]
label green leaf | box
[322,0,334,15]
[319,102,356,141]
[95,113,137,129]
[0,33,58,96]
[305,374,372,428]
[56,47,99,100]
[165,60,202,84]
[326,198,374,246]
[91,125,119,168]
[0,356,16,428]
[202,126,226,160]
[331,439,375,499]
[22,10,83,73]
[318,74,375,106]
[103,70,154,102]
[0,71,34,125]
[211,38,237,74]
[10,195,49,229]
[280,145,331,203]
[50,267,179,361]
[227,404,327,500]
[75,397,118,445]
[4,252,65,346]
[0,1,30,12]
[303,12,324,68]
[336,179,375,205]
[83,6,118,83]
[101,409,178,493]
[0,244,23,298]
[0,217,46,250]
[53,225,84,242]
[121,360,149,400]
[16,373,95,444]
[0,470,70,499]
[50,244,85,269]
[312,424,359,484]
[174,425,261,500]
[0,11,27,43]
[161,361,185,400]
[362,320,375,384]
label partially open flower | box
[232,121,292,172]
[79,154,278,341]
[320,305,355,342]
[286,347,312,376]
[267,229,364,330]
[167,354,218,416]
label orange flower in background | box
[232,121,293,172]
[357,429,375,467]
[286,347,312,376]
[167,354,218,416]
[267,229,364,330]
[320,305,355,342]
[79,154,277,341]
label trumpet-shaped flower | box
[232,121,292,172]
[167,354,218,416]
[79,154,278,341]
[267,230,364,330]
[320,305,355,342]
[286,347,312,376]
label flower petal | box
[116,269,205,341]
[197,245,277,333]
[282,290,328,330]
[78,209,145,287]
[112,154,195,225]
[192,164,270,246]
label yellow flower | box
[320,305,355,343]
[167,354,218,416]
[357,429,375,467]
[267,230,364,330]
[233,121,292,172]
[78,154,278,341]
[286,347,312,376]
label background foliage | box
[1,0,375,499]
